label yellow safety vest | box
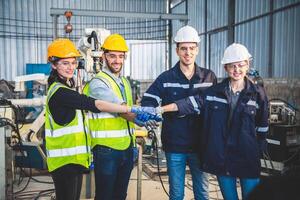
[45,82,91,172]
[83,71,135,150]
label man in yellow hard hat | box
[83,34,137,200]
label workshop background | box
[1,0,300,105]
[0,0,300,200]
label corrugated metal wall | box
[125,40,166,80]
[171,0,300,78]
[0,0,167,81]
[1,0,299,80]
[273,4,300,77]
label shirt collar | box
[174,61,201,81]
[102,67,123,85]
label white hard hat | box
[221,43,252,65]
[174,25,200,43]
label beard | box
[104,60,123,74]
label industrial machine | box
[77,28,110,75]
[0,72,49,199]
[261,99,300,175]
[0,126,13,200]
[269,99,296,125]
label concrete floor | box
[126,166,227,200]
[12,165,240,200]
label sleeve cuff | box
[175,96,200,115]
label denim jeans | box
[93,145,134,200]
[217,175,260,200]
[165,152,209,200]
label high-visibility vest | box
[45,82,91,172]
[83,71,135,150]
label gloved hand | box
[131,106,156,115]
[257,134,268,155]
[144,120,159,130]
[134,113,160,128]
[134,117,146,127]
[131,106,163,122]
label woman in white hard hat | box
[46,38,157,200]
[155,43,269,199]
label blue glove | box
[133,112,153,127]
[136,112,153,121]
[131,106,156,115]
[131,106,163,122]
[134,117,145,127]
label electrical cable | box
[30,176,53,184]
[146,126,170,197]
[14,167,53,199]
[33,188,55,200]
[13,174,31,194]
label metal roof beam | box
[50,8,188,21]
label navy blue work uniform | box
[176,78,269,178]
[142,61,217,200]
[141,62,217,153]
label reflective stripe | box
[47,83,65,103]
[189,96,200,114]
[87,112,115,119]
[247,100,259,109]
[194,82,213,88]
[256,126,269,132]
[266,139,280,145]
[91,129,130,138]
[206,96,228,104]
[45,112,84,138]
[47,145,89,158]
[163,83,189,89]
[143,93,161,105]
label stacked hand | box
[131,106,163,121]
[131,106,163,128]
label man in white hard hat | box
[158,43,269,200]
[141,25,217,200]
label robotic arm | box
[77,28,111,74]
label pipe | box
[8,97,46,107]
[137,144,143,200]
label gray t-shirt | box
[228,83,243,123]
[88,68,125,105]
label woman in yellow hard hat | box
[45,38,154,200]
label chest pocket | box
[166,87,188,101]
[208,102,228,119]
[242,105,257,123]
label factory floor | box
[12,165,239,200]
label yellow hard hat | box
[102,34,128,52]
[47,38,81,62]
